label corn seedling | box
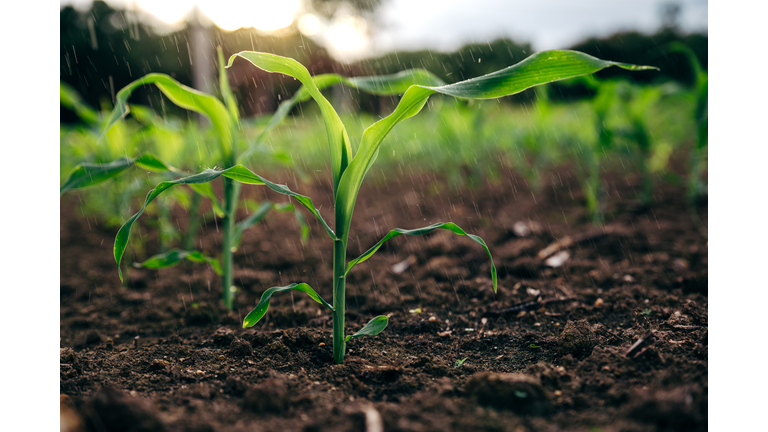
[504,85,570,194]
[88,47,450,308]
[110,50,652,363]
[62,49,308,307]
[616,82,680,207]
[560,76,625,225]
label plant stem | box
[221,177,241,310]
[332,239,347,364]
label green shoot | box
[455,358,469,368]
[108,49,653,364]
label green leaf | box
[240,69,445,161]
[134,248,222,275]
[334,51,656,243]
[345,316,389,342]
[60,153,177,194]
[345,222,497,292]
[227,52,353,195]
[294,68,446,102]
[61,153,224,217]
[60,82,100,124]
[102,73,233,155]
[113,165,333,281]
[243,283,333,328]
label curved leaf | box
[60,153,177,194]
[227,52,352,195]
[334,51,657,242]
[102,73,232,155]
[294,68,446,103]
[134,248,222,275]
[113,165,334,280]
[61,153,223,216]
[243,283,333,328]
[345,222,497,292]
[345,316,389,342]
[240,69,444,160]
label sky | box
[60,0,708,60]
[372,0,708,52]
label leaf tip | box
[225,53,240,69]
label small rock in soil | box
[243,376,289,413]
[228,338,252,357]
[544,250,570,268]
[558,320,597,359]
[211,327,235,346]
[465,372,551,415]
[80,386,165,432]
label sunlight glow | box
[326,15,369,59]
[134,0,299,32]
[199,0,299,31]
[298,14,321,36]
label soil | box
[60,164,708,432]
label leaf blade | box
[243,283,333,328]
[345,222,497,292]
[345,316,389,342]
[60,153,177,194]
[240,69,443,161]
[134,248,222,275]
[102,73,232,155]
[113,165,334,280]
[228,52,352,195]
[334,50,656,243]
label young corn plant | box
[63,48,309,308]
[616,82,681,207]
[111,50,652,363]
[505,85,570,194]
[560,76,625,225]
[61,83,188,266]
[100,51,451,309]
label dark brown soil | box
[60,165,707,432]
